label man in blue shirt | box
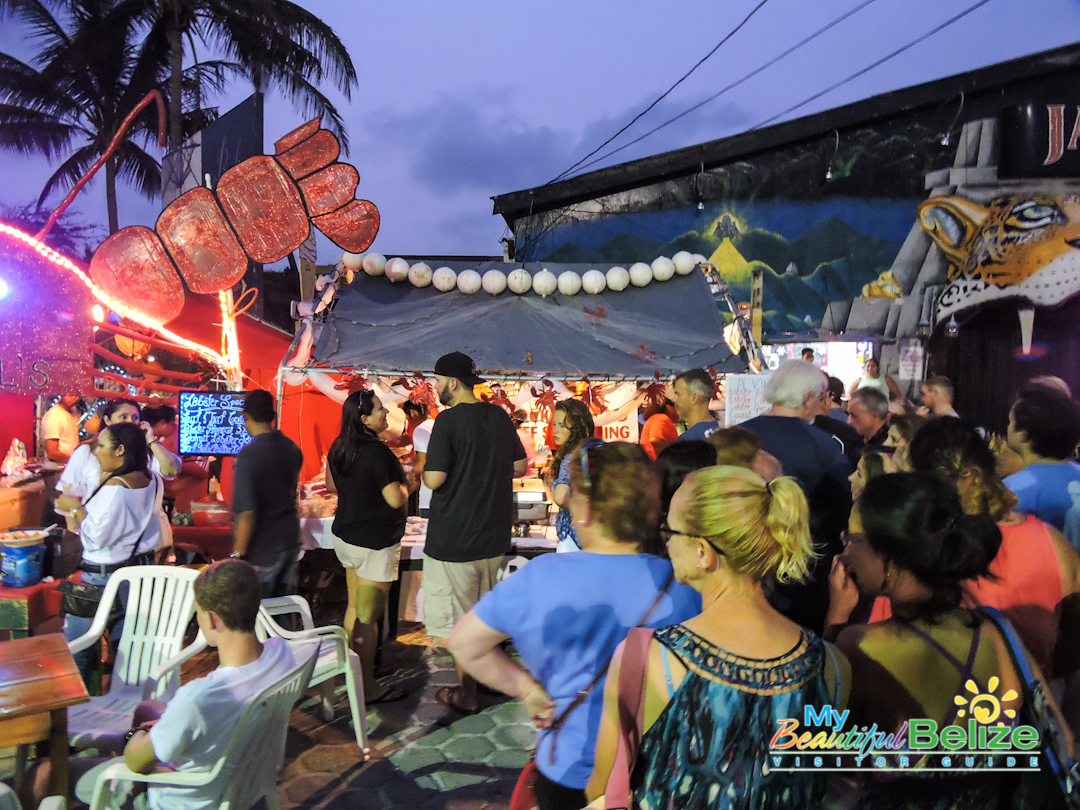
[672,368,719,442]
[1005,388,1080,531]
[740,360,852,633]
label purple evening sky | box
[1,0,1079,262]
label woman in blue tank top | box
[589,465,849,809]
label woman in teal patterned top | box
[588,465,850,809]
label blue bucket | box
[1,541,45,588]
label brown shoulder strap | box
[605,627,655,810]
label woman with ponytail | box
[588,466,849,809]
[826,472,1029,808]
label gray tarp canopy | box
[310,261,746,378]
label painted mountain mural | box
[540,213,902,334]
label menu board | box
[724,373,771,426]
[178,392,251,455]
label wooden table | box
[0,633,90,796]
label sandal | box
[436,686,480,715]
[368,687,408,705]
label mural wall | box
[515,111,1080,355]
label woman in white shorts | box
[326,389,410,704]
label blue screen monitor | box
[178,391,251,455]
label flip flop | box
[368,687,408,705]
[436,686,480,715]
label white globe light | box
[581,269,606,295]
[432,266,457,292]
[408,262,432,287]
[385,257,410,282]
[692,253,708,266]
[507,269,532,294]
[629,262,653,287]
[533,269,557,297]
[457,269,482,294]
[362,253,386,276]
[651,256,675,282]
[342,252,364,270]
[672,250,696,275]
[558,271,582,296]
[606,266,630,292]
[482,269,508,295]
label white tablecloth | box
[300,515,558,559]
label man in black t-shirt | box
[422,351,527,713]
[232,390,304,599]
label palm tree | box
[145,0,358,151]
[0,0,236,232]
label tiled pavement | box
[1,623,537,810]
[278,631,535,810]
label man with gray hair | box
[740,360,853,633]
[672,368,720,442]
[847,387,890,449]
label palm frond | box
[37,142,97,204]
[114,139,161,198]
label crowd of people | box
[30,349,1080,810]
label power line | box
[750,0,993,131]
[562,0,884,180]
[546,0,772,185]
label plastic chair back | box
[83,565,200,697]
[110,566,200,695]
[217,642,319,810]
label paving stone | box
[421,725,454,745]
[491,722,537,749]
[281,774,335,805]
[448,712,497,735]
[430,770,492,791]
[485,748,532,770]
[441,734,497,762]
[322,787,387,810]
[297,744,360,774]
[390,744,446,773]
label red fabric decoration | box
[639,371,668,409]
[578,377,608,415]
[529,379,559,422]
[481,382,513,414]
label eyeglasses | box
[659,523,725,555]
[840,531,867,550]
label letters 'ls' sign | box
[0,239,92,396]
[1000,103,1080,179]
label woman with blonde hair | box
[588,466,849,809]
[449,443,700,810]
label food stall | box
[278,254,746,620]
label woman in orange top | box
[835,417,1080,679]
[639,399,678,461]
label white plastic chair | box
[66,566,207,748]
[86,642,319,810]
[258,595,370,758]
[499,555,530,582]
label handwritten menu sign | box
[724,373,771,426]
[178,392,251,455]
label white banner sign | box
[724,373,771,426]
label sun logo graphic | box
[953,677,1019,724]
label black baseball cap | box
[434,351,485,386]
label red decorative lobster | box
[89,112,380,324]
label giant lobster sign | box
[89,112,380,324]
